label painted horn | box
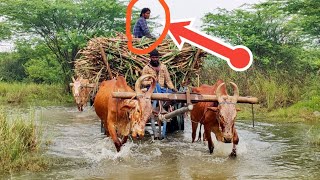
[230,82,239,103]
[216,82,225,103]
[135,75,156,95]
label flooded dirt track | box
[3,106,320,180]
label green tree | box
[0,40,64,83]
[23,41,64,84]
[0,53,25,82]
[0,22,11,39]
[202,4,309,74]
[268,0,320,41]
[0,0,128,85]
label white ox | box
[70,76,94,111]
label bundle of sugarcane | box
[74,35,207,87]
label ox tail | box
[90,92,96,106]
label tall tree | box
[267,0,320,41]
[0,0,128,84]
[202,3,308,73]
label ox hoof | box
[154,136,163,140]
[229,149,237,158]
[209,147,214,154]
[114,142,122,152]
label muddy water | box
[5,106,320,179]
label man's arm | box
[163,65,175,90]
[139,18,153,38]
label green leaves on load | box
[74,36,207,87]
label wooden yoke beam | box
[112,92,258,104]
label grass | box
[0,108,48,174]
[266,96,320,121]
[0,82,73,107]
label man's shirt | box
[142,63,175,89]
[133,17,152,38]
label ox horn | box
[72,76,76,82]
[216,82,225,103]
[230,82,239,103]
[145,76,156,99]
[135,75,156,97]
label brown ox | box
[94,75,156,152]
[70,76,94,111]
[191,80,240,157]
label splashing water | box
[2,106,320,180]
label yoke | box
[112,91,259,122]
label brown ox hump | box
[192,80,225,95]
[115,76,133,92]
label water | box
[2,106,320,179]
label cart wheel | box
[175,103,184,131]
[177,114,184,131]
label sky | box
[133,0,263,35]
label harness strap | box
[116,98,119,123]
[218,101,236,105]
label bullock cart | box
[74,34,259,138]
[74,34,207,135]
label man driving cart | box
[142,49,178,139]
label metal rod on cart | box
[158,104,193,122]
[252,104,255,127]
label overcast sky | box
[133,0,263,34]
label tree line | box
[0,0,319,86]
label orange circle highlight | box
[126,0,170,55]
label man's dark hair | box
[149,49,160,57]
[140,8,151,17]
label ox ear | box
[87,83,95,88]
[120,104,135,111]
[207,107,219,112]
[81,83,95,88]
[121,100,137,111]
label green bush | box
[0,109,48,173]
[0,82,72,106]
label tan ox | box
[70,76,94,111]
[94,75,156,152]
[191,80,240,157]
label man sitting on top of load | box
[133,7,154,39]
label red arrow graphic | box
[168,20,253,71]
